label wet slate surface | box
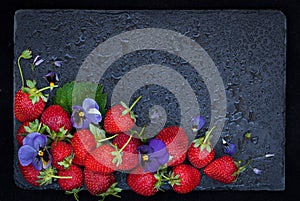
[14,10,285,191]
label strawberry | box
[155,126,188,166]
[50,141,74,170]
[19,163,41,187]
[169,164,201,194]
[203,155,247,184]
[71,129,96,166]
[57,165,84,191]
[84,144,116,173]
[41,105,72,133]
[14,88,46,122]
[84,168,116,196]
[112,133,142,171]
[187,126,216,169]
[16,121,30,145]
[127,167,159,196]
[104,96,141,134]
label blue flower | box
[222,138,236,156]
[138,139,169,172]
[191,116,206,133]
[18,132,52,171]
[71,98,102,129]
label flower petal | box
[42,149,52,169]
[32,134,48,150]
[85,113,102,124]
[18,145,37,166]
[145,158,160,172]
[138,145,154,154]
[82,98,99,111]
[32,157,43,170]
[23,132,41,147]
[149,139,166,152]
[191,116,206,132]
[156,152,169,165]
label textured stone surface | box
[14,10,285,191]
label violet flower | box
[138,139,169,172]
[253,168,262,175]
[71,98,102,129]
[53,60,63,67]
[222,138,236,156]
[191,116,206,133]
[31,55,44,71]
[18,132,52,171]
[43,71,59,87]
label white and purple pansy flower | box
[138,139,169,172]
[18,132,52,171]
[71,98,102,129]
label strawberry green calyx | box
[22,80,56,104]
[48,126,73,143]
[57,153,75,169]
[17,49,32,88]
[153,168,170,190]
[38,166,72,186]
[89,124,118,147]
[193,126,216,152]
[111,135,133,167]
[98,182,122,201]
[120,96,142,122]
[65,188,82,201]
[232,159,252,179]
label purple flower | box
[138,139,169,172]
[18,132,52,171]
[222,138,236,156]
[53,60,63,67]
[253,168,262,175]
[43,71,59,87]
[33,55,44,66]
[191,116,206,133]
[71,98,102,129]
[31,55,44,71]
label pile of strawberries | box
[14,50,248,200]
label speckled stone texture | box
[14,10,285,191]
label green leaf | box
[26,80,35,88]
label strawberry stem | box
[17,56,25,88]
[51,175,72,179]
[119,134,132,153]
[97,134,118,143]
[36,85,59,93]
[128,96,142,112]
[203,126,216,144]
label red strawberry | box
[19,163,41,187]
[84,168,116,196]
[156,126,188,166]
[84,144,116,173]
[16,121,30,145]
[71,129,96,166]
[187,126,216,168]
[170,164,201,194]
[51,141,74,170]
[104,96,141,134]
[112,133,142,171]
[14,88,46,122]
[203,155,242,184]
[57,165,84,191]
[127,168,159,196]
[41,105,72,133]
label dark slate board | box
[14,10,285,191]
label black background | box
[1,0,299,201]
